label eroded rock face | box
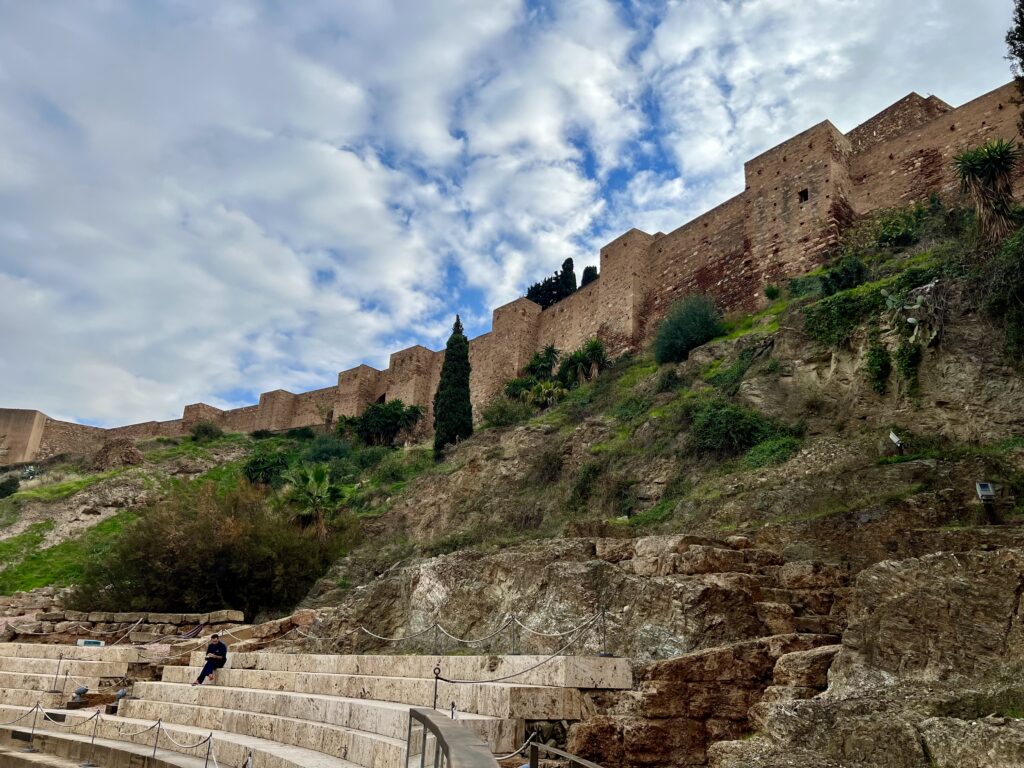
[710,548,1024,768]
[92,438,145,470]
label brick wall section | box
[8,82,1021,461]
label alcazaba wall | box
[3,82,1019,464]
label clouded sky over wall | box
[0,0,1014,426]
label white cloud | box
[0,0,1014,425]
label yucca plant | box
[527,380,568,409]
[953,139,1022,245]
[280,463,336,543]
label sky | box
[0,0,1015,427]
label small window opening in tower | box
[375,393,386,404]
[798,188,809,203]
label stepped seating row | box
[0,642,630,768]
[0,644,141,711]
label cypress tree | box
[433,315,473,458]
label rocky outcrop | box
[92,438,144,470]
[709,548,1024,768]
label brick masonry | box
[3,82,1019,464]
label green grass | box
[615,359,659,393]
[0,522,54,568]
[717,299,790,341]
[12,469,127,503]
[628,498,677,528]
[0,511,137,594]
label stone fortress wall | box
[2,82,1019,465]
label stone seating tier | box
[0,707,364,768]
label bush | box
[820,256,868,296]
[285,427,316,441]
[656,368,685,393]
[481,396,534,428]
[788,274,823,298]
[744,436,801,468]
[764,285,781,301]
[981,226,1024,359]
[67,483,347,615]
[865,336,892,395]
[653,296,724,364]
[303,435,351,463]
[686,397,785,457]
[242,444,293,488]
[343,400,423,447]
[190,421,223,442]
[353,445,391,470]
[251,429,274,440]
[0,477,19,500]
[876,207,924,247]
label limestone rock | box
[92,438,144,470]
[772,645,840,688]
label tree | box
[433,315,473,458]
[1007,0,1024,136]
[557,338,609,387]
[280,463,337,543]
[345,400,423,446]
[525,259,579,309]
[581,265,599,287]
[953,139,1022,244]
[524,345,560,381]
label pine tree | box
[433,315,473,458]
[581,265,598,287]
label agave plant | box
[953,139,1022,245]
[527,380,568,409]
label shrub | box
[744,436,801,468]
[876,207,924,247]
[353,445,391,470]
[686,397,785,457]
[980,226,1024,359]
[481,396,534,428]
[346,400,423,447]
[656,369,685,393]
[820,256,868,296]
[705,350,754,395]
[504,377,536,401]
[251,429,274,440]
[190,421,223,442]
[0,477,19,499]
[242,444,293,488]
[67,483,347,615]
[285,426,316,441]
[788,274,823,297]
[865,336,892,395]
[303,435,352,463]
[764,285,781,301]
[653,296,724,364]
[570,462,604,505]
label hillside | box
[2,201,1024,765]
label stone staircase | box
[0,642,631,768]
[0,642,143,708]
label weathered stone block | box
[777,561,846,589]
[773,645,841,688]
[678,546,745,575]
[755,602,796,635]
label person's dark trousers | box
[195,659,224,684]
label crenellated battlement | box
[3,82,1019,464]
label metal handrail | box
[405,708,497,768]
[528,743,605,768]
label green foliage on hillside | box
[654,295,724,363]
[67,483,348,615]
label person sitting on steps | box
[192,633,228,686]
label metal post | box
[23,704,39,752]
[528,742,539,768]
[510,616,518,656]
[449,701,455,720]
[419,725,427,768]
[152,721,161,758]
[80,713,100,767]
[203,737,212,768]
[49,654,64,693]
[61,670,70,700]
[432,667,441,711]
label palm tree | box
[527,380,568,409]
[525,345,560,381]
[280,463,335,543]
[580,339,609,381]
[953,139,1022,245]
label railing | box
[406,708,497,768]
[528,743,605,768]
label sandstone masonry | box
[3,82,1019,464]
